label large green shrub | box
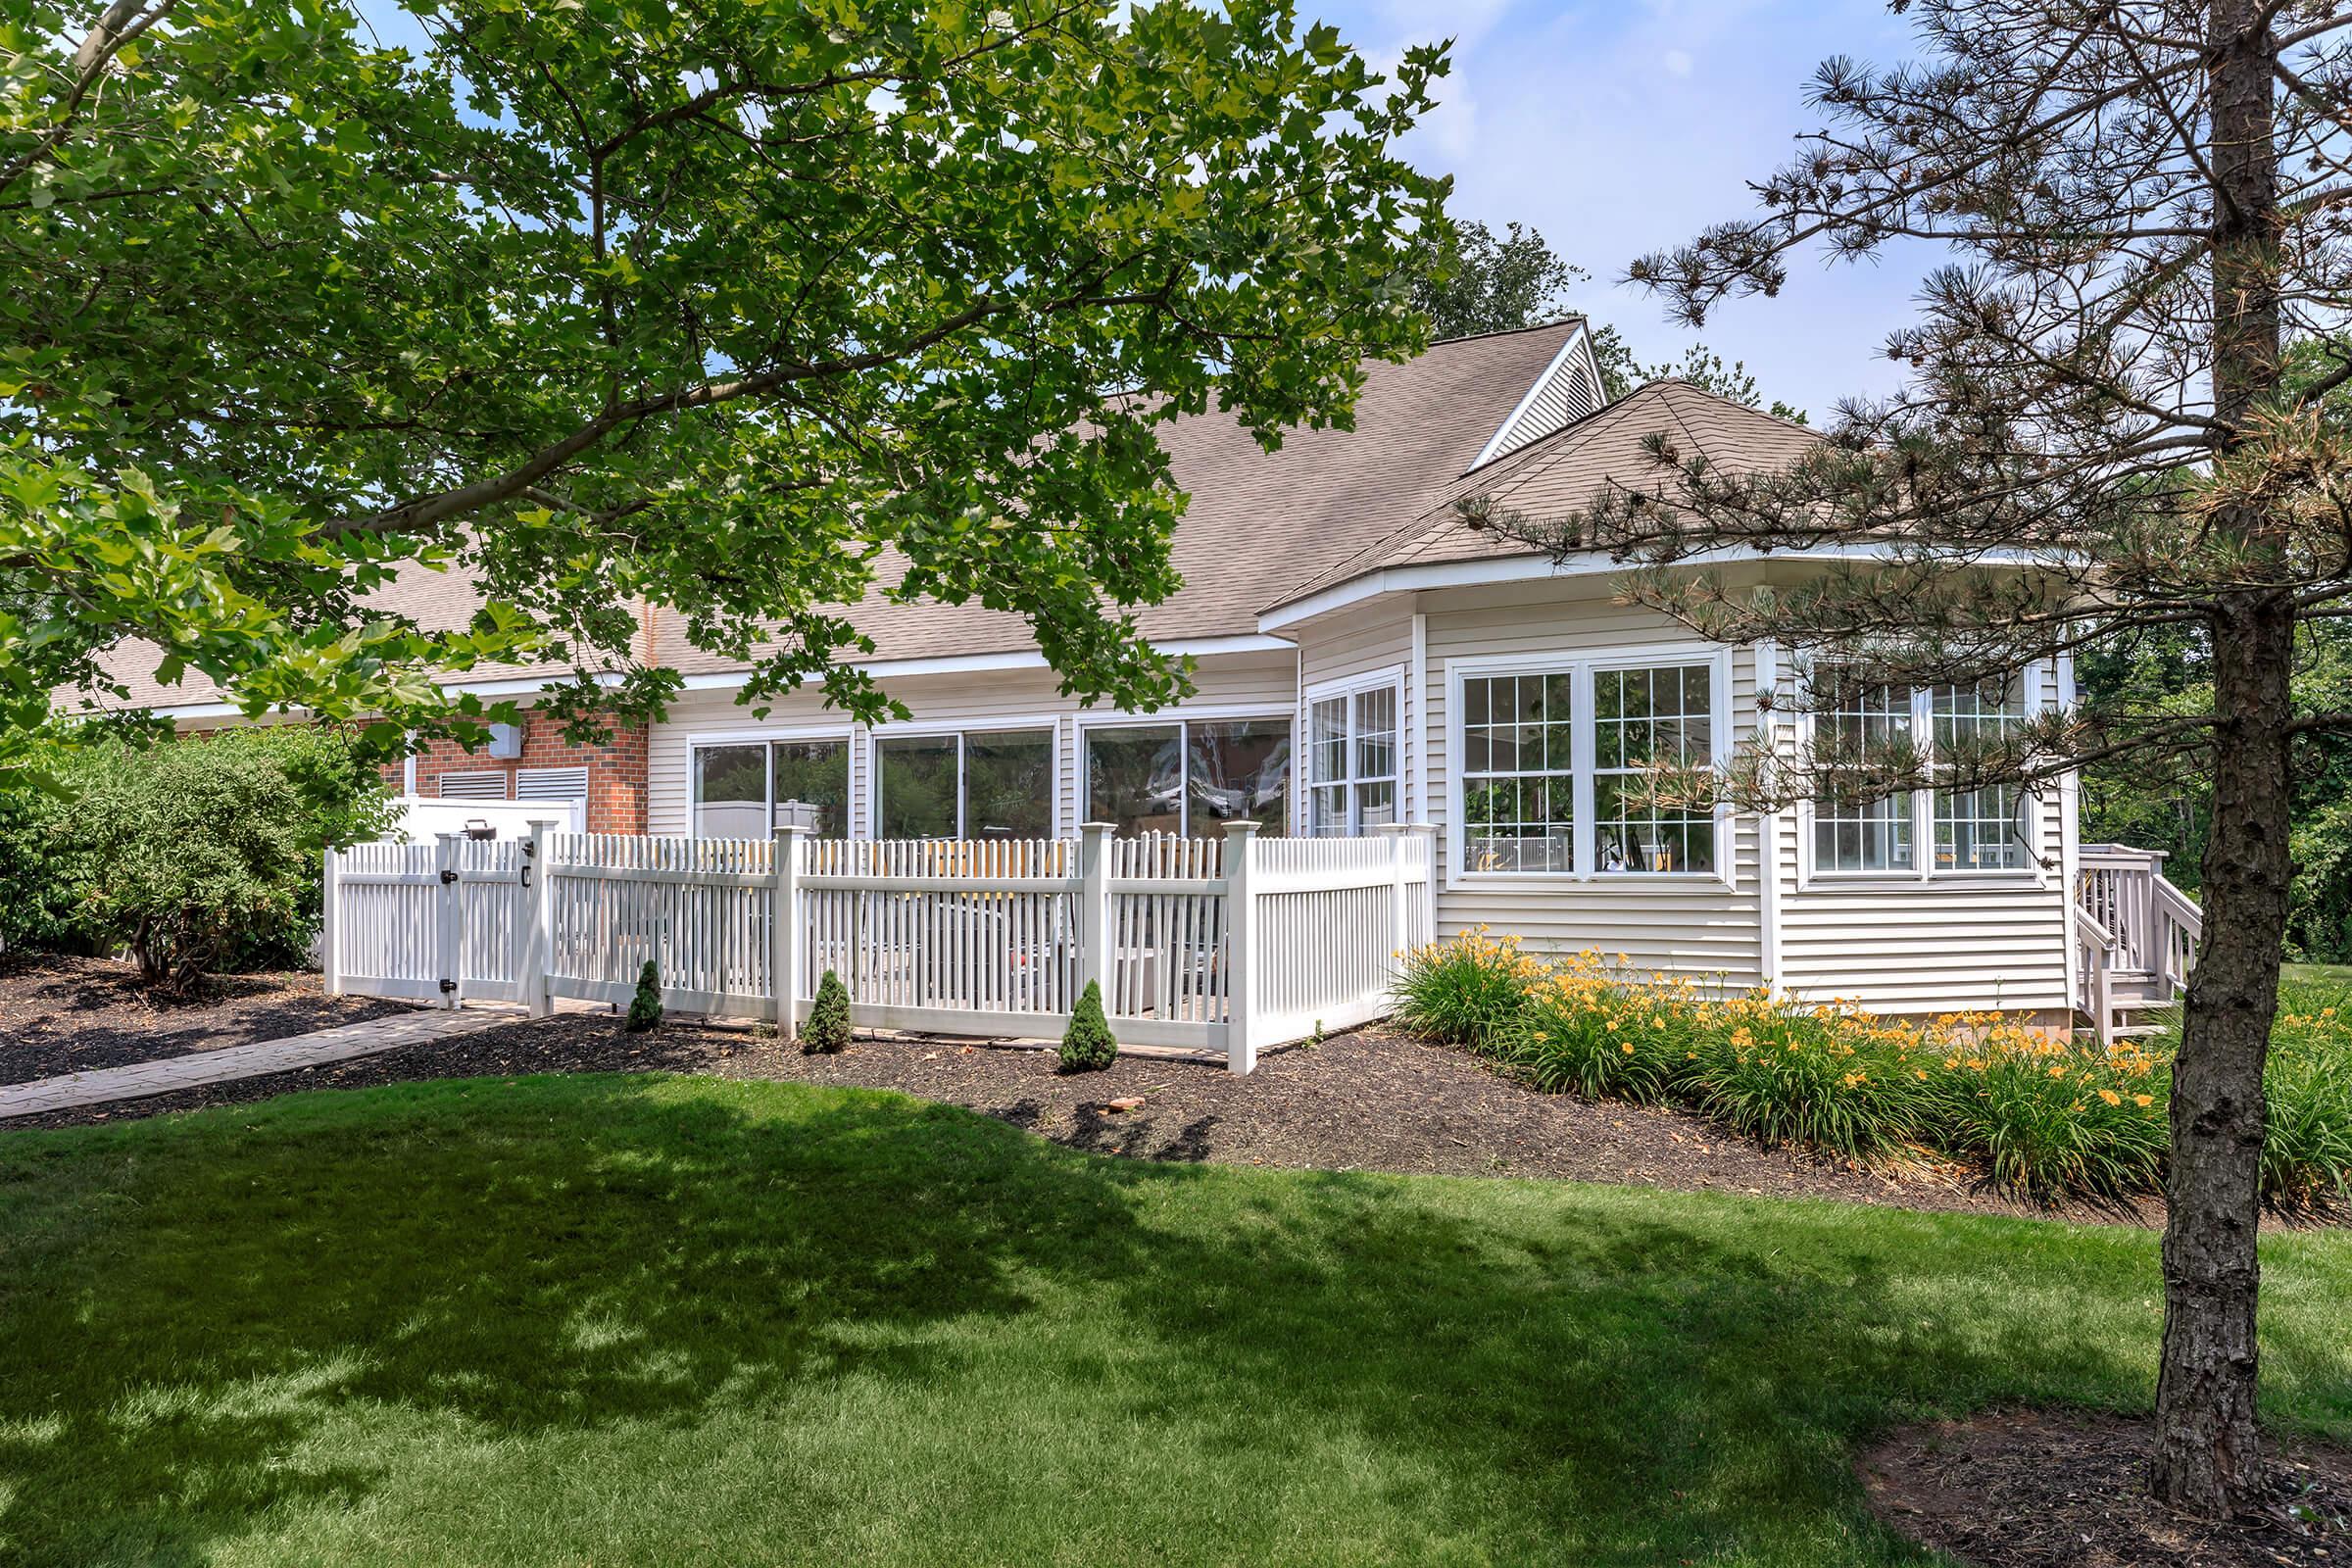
[42,726,395,988]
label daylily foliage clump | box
[1394,931,2352,1206]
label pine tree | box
[1058,981,1117,1072]
[625,961,662,1033]
[804,969,853,1054]
[1476,0,2352,1515]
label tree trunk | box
[2150,596,2290,1515]
[2149,0,2285,1517]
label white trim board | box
[1257,543,2063,634]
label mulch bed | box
[0,954,414,1085]
[0,1007,2242,1225]
[1862,1409,2352,1567]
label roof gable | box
[1466,320,1605,468]
[1265,379,1821,617]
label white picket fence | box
[323,822,1436,1072]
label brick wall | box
[382,710,649,834]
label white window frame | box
[1444,643,1737,890]
[867,719,1061,841]
[686,725,856,839]
[1301,665,1405,836]
[1794,662,2049,890]
[1076,706,1298,838]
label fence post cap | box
[1079,820,1116,837]
[1219,819,1261,839]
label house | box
[88,320,2192,1032]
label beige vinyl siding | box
[1775,658,2073,1014]
[1480,326,1603,465]
[1415,580,1768,988]
[647,652,1297,839]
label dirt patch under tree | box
[1861,1408,2352,1567]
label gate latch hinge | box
[439,868,460,885]
[439,978,457,995]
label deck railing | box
[2073,843,2203,1043]
[324,821,1437,1073]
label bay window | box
[1305,677,1400,835]
[1804,667,2037,877]
[1452,654,1726,878]
[1085,716,1291,837]
[692,737,850,838]
[876,728,1054,840]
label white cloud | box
[1662,48,1693,76]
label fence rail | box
[325,821,1436,1072]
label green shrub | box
[1059,980,1117,1072]
[5,726,393,980]
[1684,1013,1924,1162]
[626,961,662,1032]
[1923,1043,2167,1200]
[65,727,395,990]
[804,969,852,1054]
[1390,930,1535,1047]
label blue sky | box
[1319,0,1931,418]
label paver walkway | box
[0,1005,529,1120]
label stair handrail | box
[2072,903,2119,1048]
[2075,843,2202,998]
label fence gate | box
[322,835,533,1007]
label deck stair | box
[2073,845,2201,1047]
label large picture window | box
[1932,678,2032,871]
[1305,677,1400,836]
[1593,663,1716,873]
[1450,653,1729,878]
[876,728,1054,840]
[1811,674,1914,873]
[692,738,850,838]
[1803,667,2038,878]
[1460,669,1576,872]
[1084,716,1291,837]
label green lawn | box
[1,1077,2346,1567]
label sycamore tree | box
[2,0,1445,780]
[1478,0,2352,1518]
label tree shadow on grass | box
[0,1073,2342,1565]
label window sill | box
[1446,870,1738,892]
[1799,871,2045,892]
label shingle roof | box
[70,322,1591,710]
[651,320,1588,673]
[1268,378,1822,611]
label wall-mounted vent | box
[438,770,510,801]
[516,766,589,802]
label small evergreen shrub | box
[626,961,662,1032]
[804,969,852,1054]
[1059,980,1117,1071]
